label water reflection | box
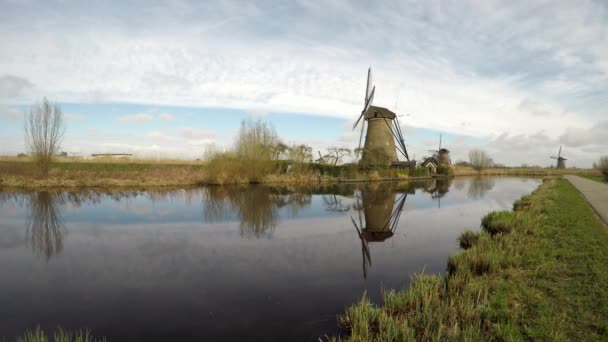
[202,187,312,238]
[351,183,408,279]
[421,178,452,208]
[467,177,496,199]
[26,192,66,260]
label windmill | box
[351,186,407,279]
[353,68,410,166]
[550,146,567,169]
[427,134,451,166]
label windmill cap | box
[364,105,396,119]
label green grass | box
[457,230,479,249]
[16,327,105,342]
[330,178,608,341]
[581,174,608,184]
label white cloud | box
[180,127,215,140]
[158,113,173,121]
[0,106,22,119]
[559,121,608,148]
[118,113,155,123]
[64,113,84,122]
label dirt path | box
[564,175,608,225]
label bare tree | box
[327,146,351,166]
[468,149,492,172]
[287,144,313,164]
[234,119,278,160]
[24,98,65,177]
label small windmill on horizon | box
[550,146,567,169]
[428,134,451,166]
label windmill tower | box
[550,146,567,169]
[353,68,410,167]
[428,134,451,166]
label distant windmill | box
[353,68,410,166]
[550,146,567,169]
[427,134,451,166]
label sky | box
[0,0,606,167]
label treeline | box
[203,119,413,184]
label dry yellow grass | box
[452,165,600,177]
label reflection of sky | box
[0,177,541,225]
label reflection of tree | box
[26,192,66,261]
[202,186,312,238]
[467,177,496,200]
[322,194,350,212]
[453,179,467,191]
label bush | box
[436,166,454,177]
[410,167,430,178]
[598,156,608,181]
[481,211,515,235]
[458,230,480,249]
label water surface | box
[0,177,541,341]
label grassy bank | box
[580,174,608,184]
[331,178,608,341]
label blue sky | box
[0,0,607,166]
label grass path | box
[565,175,608,225]
[331,179,608,341]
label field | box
[0,156,601,189]
[331,178,608,341]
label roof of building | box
[421,156,439,167]
[364,105,396,120]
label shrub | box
[598,156,608,181]
[458,230,480,249]
[436,166,454,177]
[410,167,430,178]
[481,211,515,235]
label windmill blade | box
[356,191,364,229]
[362,86,375,115]
[356,119,365,157]
[366,67,373,101]
[352,112,364,130]
[550,156,558,159]
[353,87,373,130]
[558,146,562,158]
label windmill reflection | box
[351,184,408,279]
[422,178,451,208]
[26,192,66,261]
